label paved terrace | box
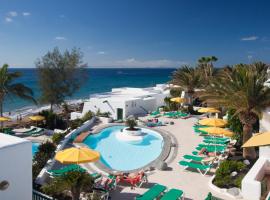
[107,116,236,200]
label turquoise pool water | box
[32,142,40,156]
[83,125,164,171]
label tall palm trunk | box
[242,123,256,159]
[240,113,257,159]
[71,187,80,200]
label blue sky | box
[1,0,270,68]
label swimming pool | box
[32,142,40,156]
[83,125,164,171]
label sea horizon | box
[6,68,175,114]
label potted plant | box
[125,118,138,131]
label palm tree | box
[126,118,137,130]
[198,56,219,85]
[42,171,94,200]
[0,64,36,116]
[199,63,270,159]
[171,65,202,104]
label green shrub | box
[52,133,65,145]
[214,175,231,188]
[170,88,182,97]
[125,118,137,130]
[81,111,94,122]
[227,109,244,146]
[96,109,111,118]
[164,96,178,111]
[39,110,66,130]
[214,160,246,188]
[70,118,83,129]
[234,174,245,188]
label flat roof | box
[0,133,31,149]
[90,85,167,101]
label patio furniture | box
[179,160,212,176]
[135,184,166,200]
[160,188,184,200]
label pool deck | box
[104,116,237,200]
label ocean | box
[6,68,175,113]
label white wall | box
[242,158,269,200]
[0,139,32,200]
[82,99,125,120]
[260,109,270,132]
[125,98,157,118]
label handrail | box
[33,189,56,200]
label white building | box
[0,133,32,200]
[242,109,270,200]
[71,84,170,120]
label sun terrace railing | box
[33,190,56,200]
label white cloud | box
[55,36,66,40]
[241,36,258,41]
[97,51,106,55]
[248,55,253,60]
[5,17,13,23]
[90,58,187,68]
[8,11,18,17]
[22,12,31,16]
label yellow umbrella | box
[55,147,100,164]
[199,118,227,127]
[198,107,220,113]
[199,127,234,137]
[29,115,45,121]
[0,116,11,122]
[0,116,11,129]
[242,132,270,148]
[170,97,186,103]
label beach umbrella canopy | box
[199,118,227,127]
[170,97,186,103]
[242,132,270,148]
[198,108,220,113]
[199,127,234,137]
[55,147,100,164]
[29,115,45,121]
[0,116,11,122]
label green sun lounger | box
[198,143,227,148]
[31,128,44,136]
[196,146,225,153]
[135,184,166,200]
[179,160,212,175]
[204,136,229,141]
[203,140,229,145]
[151,111,160,116]
[160,188,184,200]
[3,128,15,135]
[48,164,86,176]
[183,154,205,162]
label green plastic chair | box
[160,188,184,200]
[136,184,167,200]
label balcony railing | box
[33,190,56,200]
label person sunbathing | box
[198,148,221,157]
[116,171,146,189]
